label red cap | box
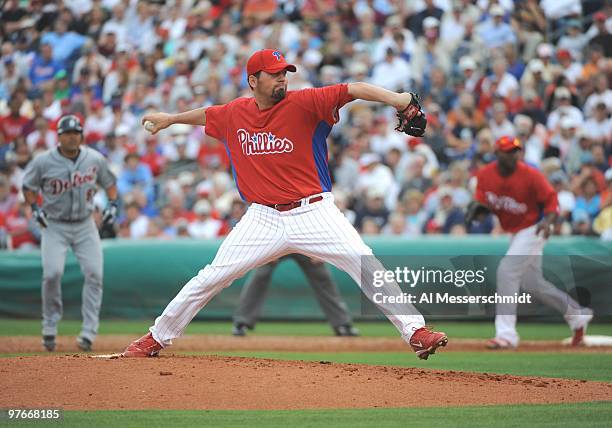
[594,11,607,21]
[407,136,421,148]
[556,49,571,60]
[246,49,296,76]
[495,136,522,152]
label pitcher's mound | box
[1,355,611,410]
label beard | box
[271,87,286,102]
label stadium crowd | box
[0,0,611,250]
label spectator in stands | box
[558,19,588,62]
[0,97,28,146]
[547,87,584,132]
[583,74,612,118]
[117,152,154,205]
[477,5,516,50]
[25,116,56,152]
[187,199,223,239]
[589,12,612,58]
[354,186,390,233]
[29,43,63,89]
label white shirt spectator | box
[540,0,581,20]
[130,215,150,239]
[584,90,612,118]
[481,72,519,98]
[84,109,114,137]
[562,61,584,85]
[558,190,576,214]
[64,0,93,16]
[489,118,515,141]
[188,218,223,239]
[42,100,62,122]
[370,131,406,155]
[440,10,465,47]
[583,117,612,142]
[547,106,584,131]
[558,34,588,62]
[26,129,57,151]
[371,56,412,91]
[523,135,545,167]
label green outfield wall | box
[0,237,610,320]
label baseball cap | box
[557,49,572,60]
[549,170,568,184]
[537,43,554,58]
[495,136,522,152]
[423,16,440,29]
[554,86,571,99]
[246,49,297,76]
[594,11,607,21]
[490,5,505,16]
[459,56,476,71]
[528,58,544,72]
[194,199,212,215]
[560,116,578,129]
[57,115,83,134]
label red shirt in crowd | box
[0,114,29,144]
[475,161,558,233]
[204,84,353,205]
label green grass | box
[1,319,610,339]
[193,351,612,383]
[3,402,611,428]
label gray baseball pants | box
[233,253,352,328]
[41,218,103,342]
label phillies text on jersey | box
[237,129,294,156]
[475,161,558,233]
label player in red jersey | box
[122,49,447,360]
[467,136,593,348]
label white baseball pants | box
[495,225,591,346]
[150,193,424,346]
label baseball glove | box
[464,201,490,227]
[395,93,427,137]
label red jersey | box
[475,161,558,233]
[204,84,353,204]
[0,114,29,144]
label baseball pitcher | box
[22,115,118,352]
[466,136,593,348]
[124,49,446,360]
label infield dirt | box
[1,353,612,410]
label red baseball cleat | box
[409,326,448,360]
[122,332,163,357]
[571,327,586,347]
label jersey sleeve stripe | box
[222,139,246,201]
[311,121,332,193]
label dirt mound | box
[2,335,610,354]
[1,355,610,410]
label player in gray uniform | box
[233,254,359,336]
[22,115,118,352]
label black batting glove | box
[31,203,48,228]
[102,199,119,226]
